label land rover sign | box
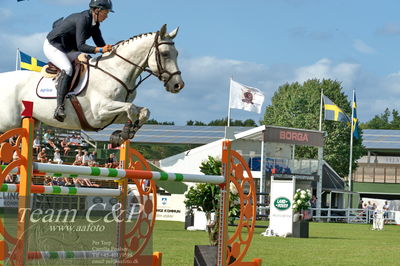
[274,197,291,210]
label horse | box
[0,24,184,147]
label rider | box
[43,0,114,122]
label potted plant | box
[184,156,240,265]
[292,188,312,238]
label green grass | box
[153,221,400,266]
[2,212,400,265]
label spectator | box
[69,134,82,146]
[44,176,52,186]
[57,177,66,186]
[358,200,363,209]
[43,130,56,150]
[73,178,84,187]
[73,149,83,165]
[82,150,90,166]
[82,178,100,187]
[13,151,19,161]
[51,177,59,186]
[5,174,15,183]
[383,201,390,224]
[76,135,86,146]
[53,148,63,164]
[310,195,317,217]
[37,148,48,163]
[33,136,41,154]
[89,151,97,164]
[60,137,71,156]
[8,136,17,146]
[105,153,117,168]
[72,177,99,187]
[64,177,73,186]
[367,201,375,220]
[311,195,317,208]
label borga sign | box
[274,197,291,210]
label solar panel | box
[362,129,400,150]
[83,125,251,144]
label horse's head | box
[147,24,185,93]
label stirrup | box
[54,105,66,122]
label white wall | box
[159,139,224,174]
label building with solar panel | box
[83,124,400,223]
[85,125,344,216]
[353,129,400,200]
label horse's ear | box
[160,24,167,38]
[168,27,179,39]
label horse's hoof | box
[110,130,123,148]
[122,120,140,139]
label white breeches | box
[43,39,80,76]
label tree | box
[186,120,206,126]
[208,118,257,126]
[361,108,400,129]
[186,118,257,126]
[263,79,364,178]
[184,156,240,246]
[145,119,174,125]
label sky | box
[1,0,400,125]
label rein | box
[86,31,181,101]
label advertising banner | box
[156,194,186,222]
[269,177,295,236]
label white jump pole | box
[33,162,225,184]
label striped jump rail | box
[33,162,225,184]
[2,163,225,184]
[1,183,121,197]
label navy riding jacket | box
[47,10,106,54]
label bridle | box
[87,31,181,101]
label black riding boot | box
[54,70,71,122]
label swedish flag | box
[352,93,359,139]
[19,50,46,72]
[323,96,350,123]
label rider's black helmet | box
[89,0,114,12]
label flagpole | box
[16,48,20,71]
[348,90,355,193]
[227,77,232,128]
[319,89,324,131]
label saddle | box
[41,53,89,93]
[38,54,98,131]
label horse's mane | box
[113,32,157,48]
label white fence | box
[310,208,397,224]
[255,206,399,224]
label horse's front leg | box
[97,101,150,123]
[97,101,150,147]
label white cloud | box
[137,56,400,125]
[294,58,360,88]
[353,39,375,54]
[0,31,47,72]
[9,32,47,55]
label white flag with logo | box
[229,79,265,113]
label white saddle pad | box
[36,70,89,98]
